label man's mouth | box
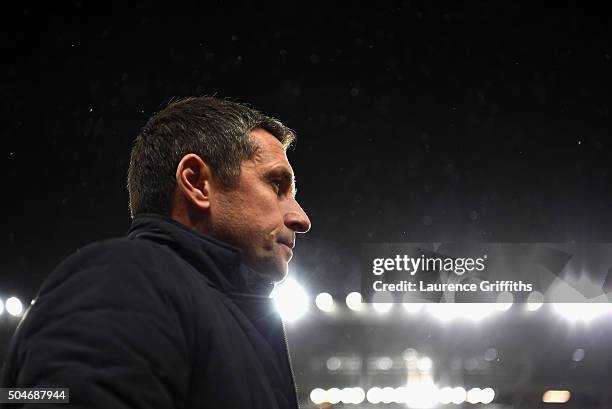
[279,242,294,251]
[278,241,295,258]
[278,239,295,250]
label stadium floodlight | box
[451,387,467,404]
[466,388,483,404]
[403,302,425,313]
[438,387,454,404]
[315,292,335,312]
[348,387,365,404]
[526,291,544,311]
[5,297,23,317]
[404,384,439,409]
[426,304,456,321]
[326,357,342,371]
[346,292,365,312]
[376,356,393,370]
[372,302,393,314]
[271,278,309,322]
[553,303,612,322]
[372,292,393,314]
[380,387,395,404]
[340,388,353,404]
[542,390,571,403]
[417,357,433,371]
[339,387,365,404]
[481,387,495,404]
[367,387,382,404]
[427,303,495,322]
[309,388,326,404]
[571,348,585,362]
[402,348,418,361]
[393,386,408,404]
[495,291,513,311]
[484,347,498,362]
[327,388,341,404]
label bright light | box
[572,348,585,362]
[315,292,335,312]
[417,357,433,371]
[350,387,366,404]
[495,291,513,311]
[340,387,365,404]
[310,388,326,404]
[372,302,393,314]
[372,292,393,314]
[451,387,467,404]
[427,303,495,321]
[327,388,341,404]
[427,304,456,321]
[553,303,612,322]
[336,385,493,406]
[0,299,4,315]
[360,385,490,406]
[380,387,395,404]
[403,302,424,313]
[353,387,366,404]
[345,357,362,370]
[393,386,408,404]
[326,356,342,371]
[542,390,571,403]
[271,278,309,322]
[340,388,352,404]
[527,291,544,311]
[402,348,418,361]
[376,356,393,370]
[367,387,382,404]
[405,384,439,408]
[439,386,472,404]
[467,388,483,404]
[346,292,365,312]
[5,297,23,316]
[438,387,454,404]
[484,347,498,362]
[481,387,495,404]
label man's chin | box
[247,259,289,283]
[264,264,289,283]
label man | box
[1,97,311,408]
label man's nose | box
[284,199,311,233]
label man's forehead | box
[249,129,292,167]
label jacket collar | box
[127,214,275,297]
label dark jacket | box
[1,214,300,408]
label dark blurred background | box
[2,2,612,408]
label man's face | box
[208,128,311,281]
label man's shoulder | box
[70,235,168,266]
[40,236,180,298]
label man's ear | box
[175,154,212,210]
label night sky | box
[3,2,612,300]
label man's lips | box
[279,241,295,250]
[278,240,295,250]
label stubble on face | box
[208,130,296,280]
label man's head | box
[128,97,311,281]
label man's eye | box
[271,180,281,193]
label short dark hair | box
[127,96,295,217]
